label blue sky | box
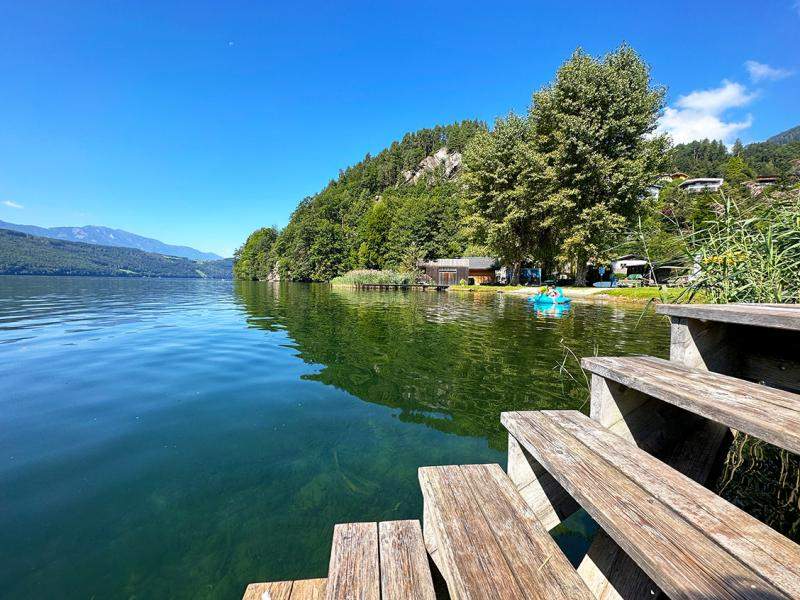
[1,1,798,257]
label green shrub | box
[330,269,417,286]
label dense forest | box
[235,46,800,284]
[669,138,800,178]
[0,229,233,278]
[238,120,486,282]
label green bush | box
[330,269,418,286]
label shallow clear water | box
[0,277,670,599]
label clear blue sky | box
[1,1,798,257]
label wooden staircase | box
[242,304,800,599]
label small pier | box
[242,303,800,599]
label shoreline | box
[448,284,689,305]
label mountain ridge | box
[767,125,800,145]
[0,220,223,261]
[0,228,232,278]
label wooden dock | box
[242,303,800,599]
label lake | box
[0,277,670,599]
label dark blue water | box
[0,277,670,598]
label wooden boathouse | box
[243,303,800,599]
[418,257,499,286]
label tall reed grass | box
[687,192,800,540]
[685,194,800,304]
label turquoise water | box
[0,277,670,598]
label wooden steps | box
[325,520,435,600]
[243,578,327,600]
[418,463,593,599]
[243,520,433,600]
[582,354,800,455]
[502,410,800,599]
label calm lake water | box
[0,277,670,599]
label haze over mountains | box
[0,220,223,261]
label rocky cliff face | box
[401,147,463,185]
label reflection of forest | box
[233,282,670,450]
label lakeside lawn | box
[449,283,697,304]
[602,286,693,302]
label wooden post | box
[668,316,735,372]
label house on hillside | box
[645,173,690,199]
[679,178,724,193]
[418,257,499,286]
[744,176,778,195]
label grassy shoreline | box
[448,284,693,304]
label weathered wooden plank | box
[507,434,579,530]
[459,464,593,600]
[419,464,591,599]
[502,410,800,599]
[667,315,736,371]
[290,579,327,600]
[378,520,435,600]
[243,581,294,600]
[420,464,525,598]
[555,410,800,591]
[579,396,729,599]
[583,355,800,454]
[657,303,800,331]
[589,375,682,451]
[325,522,379,600]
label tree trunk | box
[510,261,521,285]
[574,256,590,287]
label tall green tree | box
[527,45,668,284]
[233,226,279,280]
[462,114,542,282]
[723,155,755,186]
[670,139,729,176]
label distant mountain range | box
[0,229,232,278]
[767,125,800,146]
[0,220,223,261]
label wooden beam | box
[504,410,800,600]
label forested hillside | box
[258,120,486,281]
[236,47,800,285]
[0,229,233,278]
[669,138,800,178]
[238,46,667,284]
[767,124,800,145]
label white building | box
[679,178,724,193]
